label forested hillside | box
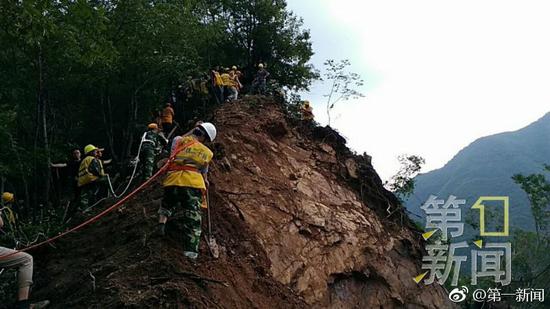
[0,0,317,213]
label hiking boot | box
[16,300,30,309]
[31,300,50,309]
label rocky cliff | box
[30,96,452,308]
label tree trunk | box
[124,94,138,160]
[38,45,51,210]
[326,81,336,126]
[101,91,118,162]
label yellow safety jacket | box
[302,105,314,120]
[1,205,16,228]
[163,135,213,189]
[213,72,224,87]
[77,156,104,187]
[229,72,241,88]
[220,73,233,87]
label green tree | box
[0,0,318,217]
[387,154,426,201]
[509,166,550,308]
[195,0,318,89]
[512,165,550,240]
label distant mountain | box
[406,112,550,231]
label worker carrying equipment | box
[301,100,314,121]
[158,122,216,260]
[140,123,168,180]
[77,144,107,210]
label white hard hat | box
[258,63,264,68]
[199,122,217,142]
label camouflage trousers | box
[140,146,156,180]
[79,178,106,210]
[159,186,203,254]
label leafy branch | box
[323,59,365,126]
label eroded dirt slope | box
[31,182,307,309]
[211,98,452,308]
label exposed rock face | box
[212,100,453,308]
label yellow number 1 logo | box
[471,196,509,236]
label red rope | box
[0,139,198,260]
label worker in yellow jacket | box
[161,103,175,134]
[301,100,314,121]
[77,144,107,210]
[158,122,217,260]
[227,66,242,101]
[210,66,224,104]
[220,68,233,102]
[1,192,49,309]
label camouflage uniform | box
[79,183,95,210]
[140,147,156,180]
[159,187,203,253]
[140,130,164,180]
[160,135,212,256]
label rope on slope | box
[106,132,147,199]
[0,140,196,260]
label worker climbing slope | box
[0,192,49,309]
[50,148,83,208]
[220,68,233,102]
[77,145,107,210]
[301,100,314,122]
[210,66,224,104]
[228,66,242,101]
[252,63,270,95]
[161,103,175,134]
[157,122,216,260]
[140,123,168,181]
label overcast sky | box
[286,0,550,181]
